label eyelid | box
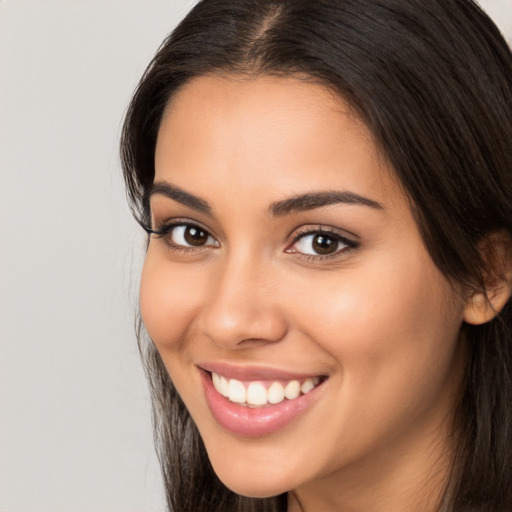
[288,224,359,243]
[146,217,212,237]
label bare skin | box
[141,75,471,511]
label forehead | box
[154,74,402,210]
[160,74,368,149]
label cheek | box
[282,255,465,470]
[295,252,464,395]
[139,252,202,349]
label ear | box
[464,231,512,325]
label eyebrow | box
[145,181,212,215]
[145,181,384,217]
[269,190,384,216]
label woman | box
[120,0,512,510]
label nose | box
[197,253,288,349]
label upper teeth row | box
[211,372,320,406]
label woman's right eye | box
[148,223,219,250]
[170,224,217,247]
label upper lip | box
[197,361,326,381]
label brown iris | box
[184,225,209,246]
[312,234,338,255]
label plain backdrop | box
[0,1,511,511]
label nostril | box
[200,311,288,350]
[197,269,288,348]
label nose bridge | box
[199,247,287,348]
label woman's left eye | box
[287,230,356,257]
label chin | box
[217,475,288,499]
[207,454,296,498]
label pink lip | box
[199,367,326,437]
[198,361,322,382]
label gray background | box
[0,1,510,511]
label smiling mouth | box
[210,371,325,407]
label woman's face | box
[141,75,467,501]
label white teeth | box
[213,372,230,396]
[219,375,229,397]
[267,382,285,404]
[211,372,321,407]
[301,378,315,394]
[246,383,268,406]
[284,380,301,400]
[228,379,246,403]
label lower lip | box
[200,370,325,437]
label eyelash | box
[144,221,359,260]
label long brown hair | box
[121,1,512,510]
